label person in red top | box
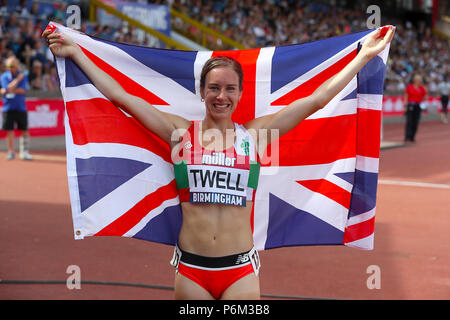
[404,74,427,143]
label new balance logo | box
[235,254,250,264]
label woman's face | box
[200,66,242,121]
[413,75,422,85]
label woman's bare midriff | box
[177,201,254,257]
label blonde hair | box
[5,56,19,68]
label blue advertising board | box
[97,0,171,48]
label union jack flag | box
[53,22,391,251]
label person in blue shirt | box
[1,56,32,160]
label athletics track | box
[0,118,449,300]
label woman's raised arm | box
[42,28,191,145]
[247,26,396,141]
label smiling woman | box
[42,23,395,300]
[199,57,244,149]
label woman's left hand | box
[359,26,396,60]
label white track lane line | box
[378,179,450,189]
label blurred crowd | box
[173,0,449,94]
[0,0,448,95]
[386,22,449,94]
[0,0,64,93]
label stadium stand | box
[0,0,448,97]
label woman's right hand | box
[41,27,80,58]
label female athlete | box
[43,25,395,300]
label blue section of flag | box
[95,38,198,94]
[65,58,91,87]
[357,56,386,94]
[133,204,183,245]
[265,193,344,249]
[348,170,378,217]
[334,171,355,184]
[271,30,372,93]
[76,157,151,212]
[342,89,357,100]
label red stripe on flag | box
[343,217,375,244]
[94,180,178,236]
[78,45,169,106]
[66,98,172,163]
[212,49,261,124]
[357,108,381,158]
[297,179,351,209]
[271,49,358,106]
[261,114,356,166]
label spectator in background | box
[15,0,30,17]
[29,38,48,66]
[0,58,5,74]
[44,64,59,91]
[0,37,11,60]
[19,42,33,70]
[404,74,427,144]
[438,74,449,124]
[29,59,45,90]
[4,14,20,47]
[0,0,8,17]
[29,2,47,22]
[50,2,66,23]
[99,25,113,41]
[1,56,32,160]
[17,19,36,69]
[0,16,6,38]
